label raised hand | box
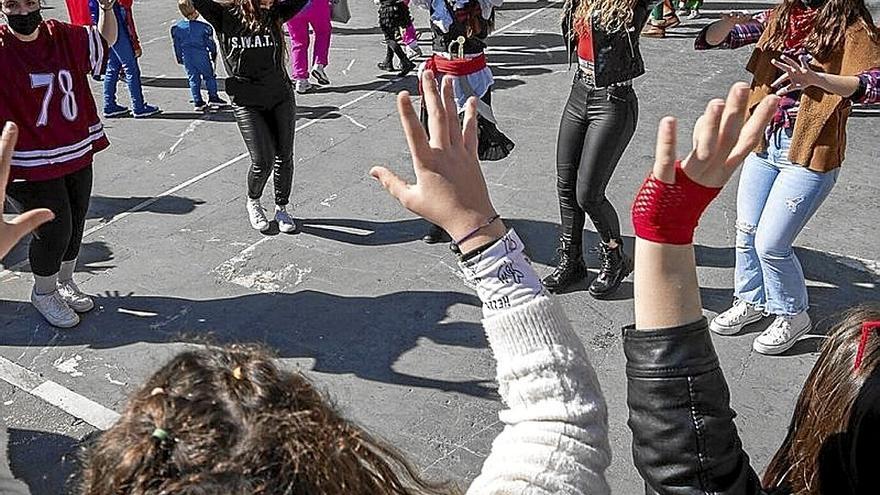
[632,83,778,246]
[771,54,822,96]
[371,70,504,252]
[0,123,54,258]
[655,82,778,188]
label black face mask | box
[6,9,42,36]
[801,0,826,9]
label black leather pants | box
[233,94,296,206]
[555,74,637,245]
[623,319,766,495]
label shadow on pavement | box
[0,289,495,399]
[8,428,84,495]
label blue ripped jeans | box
[734,127,839,316]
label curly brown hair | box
[762,302,880,494]
[761,0,879,60]
[79,344,459,495]
[571,0,638,36]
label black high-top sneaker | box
[588,241,633,299]
[542,238,588,293]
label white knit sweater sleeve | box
[460,230,611,495]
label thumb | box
[6,208,54,241]
[369,166,412,203]
[652,117,678,184]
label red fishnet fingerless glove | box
[632,161,722,245]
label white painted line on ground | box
[0,354,120,430]
[0,79,399,283]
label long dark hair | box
[761,0,879,60]
[79,344,459,494]
[763,303,880,494]
[234,0,287,67]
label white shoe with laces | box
[275,205,297,233]
[295,78,312,94]
[753,311,812,355]
[709,300,765,336]
[57,280,94,313]
[246,198,271,232]
[31,289,80,328]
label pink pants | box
[402,0,417,45]
[286,0,332,80]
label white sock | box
[34,273,58,295]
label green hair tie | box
[151,428,170,441]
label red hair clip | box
[853,321,880,371]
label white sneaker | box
[275,205,297,233]
[246,198,271,232]
[57,280,94,313]
[404,42,423,58]
[753,311,812,355]
[31,289,80,328]
[709,300,765,336]
[294,79,312,94]
[310,65,330,85]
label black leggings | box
[233,95,296,206]
[5,165,93,276]
[555,76,637,245]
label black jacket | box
[192,0,305,108]
[561,0,654,87]
[624,319,768,495]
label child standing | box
[285,0,332,94]
[377,0,416,75]
[172,0,226,111]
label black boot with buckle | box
[588,240,633,299]
[542,237,588,293]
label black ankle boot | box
[588,241,633,299]
[542,239,588,293]
[422,223,448,244]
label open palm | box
[0,122,55,258]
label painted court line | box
[0,354,120,430]
[0,80,399,283]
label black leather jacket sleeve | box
[623,319,767,495]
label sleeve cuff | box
[482,296,584,362]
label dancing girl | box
[188,0,308,233]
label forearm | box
[703,19,734,46]
[815,72,860,98]
[97,6,118,46]
[462,230,611,494]
[634,239,702,330]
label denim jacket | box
[561,0,655,87]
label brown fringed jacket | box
[745,21,880,172]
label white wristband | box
[460,229,545,319]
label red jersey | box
[0,20,109,182]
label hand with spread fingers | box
[371,69,505,253]
[632,83,779,245]
[771,54,822,96]
[0,122,55,259]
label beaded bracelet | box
[449,214,501,255]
